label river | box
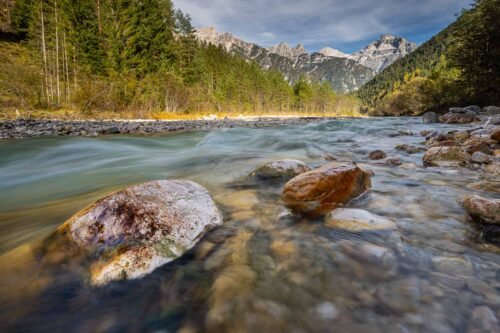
[0,117,498,332]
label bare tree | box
[55,0,60,104]
[40,1,50,104]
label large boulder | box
[57,180,223,285]
[423,147,471,167]
[282,162,371,215]
[461,195,500,225]
[439,112,479,124]
[326,208,398,232]
[422,112,438,124]
[249,159,311,181]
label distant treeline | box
[356,0,500,116]
[0,0,358,118]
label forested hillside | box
[357,0,499,115]
[0,0,358,119]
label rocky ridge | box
[195,27,416,92]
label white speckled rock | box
[58,180,223,285]
[326,208,398,232]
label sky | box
[174,0,469,54]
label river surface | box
[0,117,499,333]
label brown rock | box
[463,137,493,155]
[282,162,371,215]
[467,181,500,194]
[439,112,478,124]
[461,195,500,225]
[423,147,471,167]
[491,129,500,142]
[368,150,387,160]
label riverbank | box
[0,117,342,139]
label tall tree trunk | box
[40,1,50,104]
[73,46,77,90]
[96,0,102,34]
[63,32,70,102]
[55,0,60,104]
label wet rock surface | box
[249,159,311,181]
[56,180,223,285]
[326,208,398,232]
[282,162,371,215]
[461,195,500,225]
[423,146,471,167]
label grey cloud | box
[175,0,465,52]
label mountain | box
[356,24,456,110]
[350,34,417,72]
[268,43,307,60]
[195,27,416,93]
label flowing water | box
[0,118,498,333]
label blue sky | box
[175,0,470,53]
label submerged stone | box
[282,162,371,215]
[395,144,425,154]
[57,180,223,285]
[249,159,311,181]
[326,208,398,232]
[368,150,387,160]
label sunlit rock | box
[326,208,397,232]
[282,162,371,215]
[423,147,470,167]
[57,180,222,285]
[249,159,311,181]
[439,112,479,124]
[461,195,500,225]
[463,137,494,155]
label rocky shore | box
[0,117,335,139]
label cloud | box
[174,0,466,52]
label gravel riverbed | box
[0,117,337,139]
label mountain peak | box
[318,47,350,58]
[268,42,307,60]
[351,34,417,72]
